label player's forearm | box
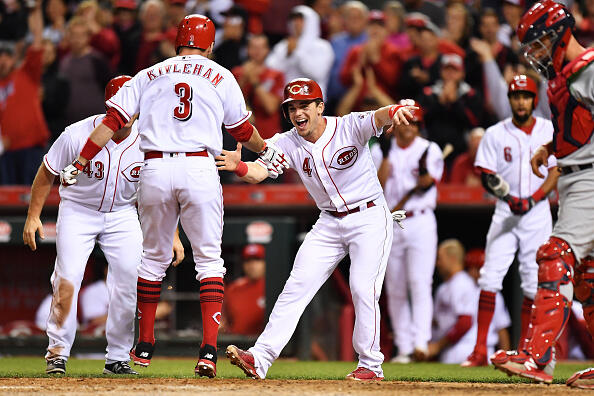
[240,162,269,183]
[537,166,561,196]
[27,164,55,218]
[77,124,114,165]
[241,126,266,153]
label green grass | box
[0,357,591,384]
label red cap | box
[175,14,215,53]
[368,10,385,24]
[281,78,324,119]
[105,75,131,109]
[114,0,136,10]
[242,244,265,260]
[441,53,464,71]
[508,74,539,106]
[405,12,440,36]
[464,248,485,269]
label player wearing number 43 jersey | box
[218,78,415,381]
[461,74,560,368]
[58,14,287,378]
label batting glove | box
[60,160,84,186]
[259,143,289,175]
[391,209,407,229]
[255,158,280,179]
[505,195,535,215]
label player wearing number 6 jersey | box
[57,14,287,378]
[218,78,417,381]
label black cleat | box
[195,344,217,378]
[46,358,66,374]
[130,342,154,367]
[103,361,139,375]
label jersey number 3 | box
[174,82,193,121]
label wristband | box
[258,142,268,156]
[234,161,248,177]
[80,138,103,161]
[531,188,546,203]
[73,159,85,172]
[389,105,404,119]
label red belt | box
[326,201,375,218]
[406,209,427,218]
[144,150,208,160]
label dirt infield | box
[0,378,589,395]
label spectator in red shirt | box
[223,244,266,336]
[233,34,284,141]
[0,2,49,185]
[448,127,484,186]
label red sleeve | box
[339,46,362,87]
[371,43,402,90]
[446,314,472,344]
[22,47,44,82]
[102,107,127,131]
[227,120,254,142]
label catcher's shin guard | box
[574,256,594,336]
[526,237,575,366]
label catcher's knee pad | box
[575,256,594,335]
[527,237,575,366]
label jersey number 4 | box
[302,157,312,177]
[82,161,104,180]
[174,82,193,121]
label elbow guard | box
[481,172,510,199]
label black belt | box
[326,201,375,218]
[559,163,593,176]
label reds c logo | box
[289,84,309,95]
[122,162,143,182]
[329,146,358,170]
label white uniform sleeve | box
[43,131,78,176]
[370,143,383,170]
[80,282,109,323]
[223,74,252,128]
[105,76,140,122]
[451,280,476,317]
[344,111,379,146]
[427,142,444,181]
[569,62,594,116]
[482,60,511,120]
[474,128,498,173]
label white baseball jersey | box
[106,54,251,154]
[474,116,557,217]
[371,137,444,211]
[44,114,142,212]
[266,112,384,211]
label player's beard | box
[512,106,533,125]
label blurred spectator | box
[259,0,302,45]
[383,1,410,50]
[164,0,187,39]
[0,4,50,185]
[336,66,394,116]
[232,34,284,140]
[266,5,334,97]
[112,0,142,75]
[326,1,368,113]
[134,0,167,73]
[419,53,483,166]
[476,8,519,74]
[305,0,334,39]
[402,0,445,27]
[213,4,248,71]
[59,16,111,126]
[426,239,477,363]
[0,0,28,40]
[75,0,120,71]
[573,0,594,47]
[223,244,266,336]
[462,248,511,364]
[41,38,69,143]
[43,0,67,45]
[339,10,401,112]
[448,127,483,186]
[184,0,231,28]
[497,0,524,54]
[235,0,269,34]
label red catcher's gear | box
[574,256,594,336]
[104,75,131,110]
[508,74,539,107]
[518,0,575,79]
[175,14,215,54]
[547,48,594,158]
[526,237,575,366]
[281,78,324,119]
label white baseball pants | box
[46,201,141,363]
[250,203,393,378]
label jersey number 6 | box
[174,82,193,121]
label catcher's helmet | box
[105,75,131,110]
[464,248,485,269]
[507,74,539,107]
[281,78,324,119]
[175,14,215,54]
[517,0,575,79]
[398,99,423,123]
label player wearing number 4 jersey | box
[217,78,415,381]
[58,14,288,378]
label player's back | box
[113,54,249,155]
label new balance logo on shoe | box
[204,353,213,359]
[139,352,149,358]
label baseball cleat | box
[195,344,217,378]
[461,350,488,367]
[390,354,411,364]
[491,349,526,376]
[45,358,66,374]
[346,367,384,381]
[226,344,260,379]
[103,361,138,375]
[130,341,154,367]
[567,367,594,389]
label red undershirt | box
[512,117,536,135]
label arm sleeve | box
[22,47,44,82]
[223,74,253,129]
[105,75,140,122]
[370,143,383,170]
[43,131,78,175]
[483,60,511,120]
[346,111,379,146]
[427,142,444,181]
[445,315,473,344]
[474,129,498,173]
[569,62,594,116]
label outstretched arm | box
[374,99,419,134]
[215,143,269,184]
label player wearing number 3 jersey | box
[218,78,418,381]
[57,14,284,377]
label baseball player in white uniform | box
[218,78,416,381]
[58,15,287,378]
[23,76,145,375]
[370,102,443,363]
[461,75,559,367]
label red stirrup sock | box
[199,277,224,348]
[475,290,496,354]
[136,277,162,344]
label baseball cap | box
[242,244,265,260]
[464,248,485,269]
[441,53,464,71]
[114,0,136,10]
[405,12,440,36]
[368,10,385,24]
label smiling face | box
[287,100,325,142]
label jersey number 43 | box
[174,82,193,121]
